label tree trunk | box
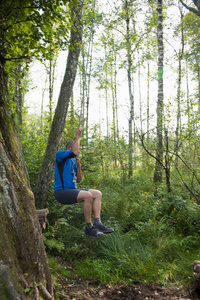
[197,63,200,115]
[147,59,150,161]
[153,0,164,184]
[110,50,117,166]
[186,58,190,127]
[86,39,93,146]
[34,0,83,208]
[175,52,182,166]
[125,0,134,177]
[164,128,171,193]
[13,63,23,125]
[0,61,54,299]
[175,3,184,166]
[49,57,56,123]
[138,50,143,134]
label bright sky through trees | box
[24,0,196,138]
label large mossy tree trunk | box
[34,0,83,209]
[0,63,54,298]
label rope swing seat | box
[36,208,49,231]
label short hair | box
[66,140,74,149]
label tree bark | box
[34,0,83,208]
[13,63,23,125]
[197,63,200,115]
[125,0,134,177]
[153,0,164,184]
[175,4,184,166]
[0,61,54,299]
[49,57,56,123]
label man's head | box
[66,140,74,150]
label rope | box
[78,0,96,127]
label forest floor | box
[55,277,200,300]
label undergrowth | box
[45,170,200,287]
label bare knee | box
[77,190,93,203]
[85,191,93,202]
[96,190,102,199]
[88,189,102,200]
[94,190,102,200]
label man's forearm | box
[77,166,82,182]
[72,137,80,155]
[72,128,81,155]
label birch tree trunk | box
[86,40,93,145]
[34,1,83,208]
[147,60,150,144]
[175,4,184,165]
[125,0,134,177]
[49,57,56,123]
[153,0,164,184]
[197,63,200,115]
[138,50,143,134]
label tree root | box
[0,262,21,300]
[39,283,53,300]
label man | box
[54,127,114,239]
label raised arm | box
[72,127,81,156]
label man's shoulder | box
[56,150,73,160]
[56,150,72,154]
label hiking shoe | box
[85,226,104,239]
[93,223,114,234]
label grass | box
[45,172,200,288]
[50,227,199,287]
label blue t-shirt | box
[54,150,77,191]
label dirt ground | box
[56,277,200,300]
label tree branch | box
[5,56,31,61]
[175,166,200,204]
[39,283,52,300]
[179,0,200,16]
[140,130,200,203]
[140,132,166,170]
[173,152,200,186]
[33,277,39,300]
[4,16,33,31]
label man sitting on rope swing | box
[54,127,114,239]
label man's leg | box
[88,189,114,234]
[77,189,114,236]
[77,190,93,223]
[77,190,104,239]
[88,189,102,218]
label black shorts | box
[54,188,89,205]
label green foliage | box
[3,0,200,292]
[19,115,200,287]
[44,237,65,253]
[19,114,49,190]
[1,0,71,62]
[72,226,199,285]
[42,166,200,286]
[48,255,72,278]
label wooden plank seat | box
[36,209,49,231]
